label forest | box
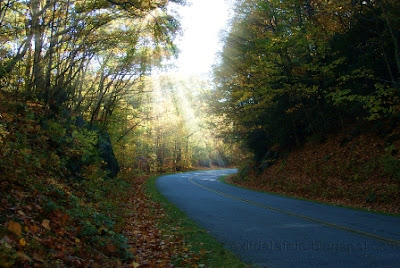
[0,0,237,266]
[212,0,400,213]
[1,0,400,266]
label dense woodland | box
[0,0,225,266]
[213,0,400,213]
[0,0,234,172]
[0,0,239,265]
[214,0,400,161]
[1,0,400,266]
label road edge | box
[219,175,400,218]
[144,174,250,268]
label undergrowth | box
[0,96,138,266]
[233,125,400,215]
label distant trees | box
[213,0,400,165]
[110,74,237,172]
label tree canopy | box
[213,0,400,164]
[0,0,183,124]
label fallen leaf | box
[30,225,39,233]
[15,191,25,198]
[19,238,27,247]
[105,244,117,254]
[7,220,22,235]
[41,219,51,230]
[132,262,140,268]
[17,210,25,216]
[61,213,69,224]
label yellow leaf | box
[132,262,140,268]
[7,220,22,236]
[75,238,80,243]
[41,219,51,230]
[19,238,26,247]
[17,210,25,216]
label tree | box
[213,0,400,166]
[0,0,183,124]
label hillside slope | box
[232,123,400,215]
[0,94,208,267]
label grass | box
[220,175,400,218]
[144,175,249,268]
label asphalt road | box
[156,169,400,267]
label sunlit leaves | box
[0,0,182,133]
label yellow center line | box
[188,176,400,247]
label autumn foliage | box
[0,93,209,267]
[231,123,400,214]
[214,0,400,214]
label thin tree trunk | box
[44,1,58,98]
[379,0,400,81]
[31,0,45,97]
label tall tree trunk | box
[31,0,45,98]
[44,1,58,99]
[379,0,400,81]
[25,41,33,97]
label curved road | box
[156,169,400,267]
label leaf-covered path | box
[157,169,400,267]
